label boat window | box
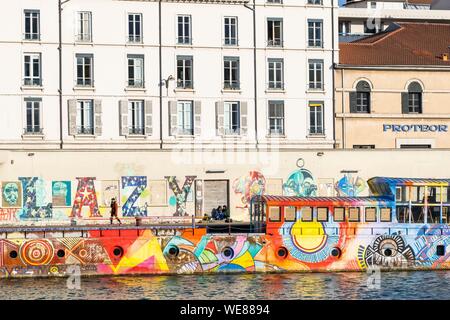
[301,206,313,222]
[430,207,441,224]
[443,207,450,224]
[411,206,425,223]
[395,187,402,202]
[349,207,360,222]
[437,187,448,203]
[427,187,439,204]
[285,206,296,222]
[396,206,409,223]
[365,207,377,222]
[268,206,281,222]
[317,207,328,222]
[334,207,345,222]
[380,208,392,222]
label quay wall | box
[0,149,448,225]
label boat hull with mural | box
[0,176,449,277]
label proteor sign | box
[383,124,448,133]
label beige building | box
[335,22,450,149]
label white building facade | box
[0,0,338,151]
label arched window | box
[402,82,423,114]
[350,80,371,113]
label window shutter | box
[349,92,357,113]
[194,101,201,136]
[216,101,224,136]
[145,100,153,136]
[240,101,248,135]
[119,100,128,136]
[401,92,409,114]
[94,100,102,136]
[169,100,178,136]
[68,99,77,136]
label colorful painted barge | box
[1,176,450,277]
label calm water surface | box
[0,271,449,300]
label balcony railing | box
[129,127,145,135]
[23,127,43,135]
[224,128,241,136]
[127,35,142,43]
[267,82,284,90]
[308,83,324,91]
[22,78,42,87]
[267,39,283,47]
[177,36,192,45]
[223,38,238,46]
[176,79,193,89]
[23,33,40,41]
[76,34,92,42]
[268,128,285,136]
[77,126,94,135]
[127,80,145,88]
[75,79,94,87]
[223,82,240,90]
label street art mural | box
[71,177,101,218]
[100,181,120,207]
[121,176,147,217]
[52,181,71,207]
[19,177,53,219]
[166,176,196,216]
[232,171,266,208]
[335,172,366,197]
[1,181,22,208]
[283,159,317,197]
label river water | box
[0,271,448,300]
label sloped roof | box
[339,22,450,66]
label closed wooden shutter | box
[349,92,357,113]
[94,100,102,136]
[169,100,178,136]
[145,100,153,135]
[240,101,248,135]
[68,99,77,136]
[216,101,224,136]
[194,101,201,136]
[401,92,409,114]
[119,100,128,136]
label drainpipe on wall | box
[159,0,163,150]
[331,0,336,149]
[58,0,63,150]
[244,0,258,149]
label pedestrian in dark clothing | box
[110,198,121,224]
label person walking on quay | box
[110,198,122,225]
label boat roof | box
[253,195,393,206]
[368,177,450,186]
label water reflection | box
[0,271,449,300]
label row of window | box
[23,99,325,136]
[268,206,392,223]
[350,80,424,114]
[21,53,326,91]
[23,9,325,48]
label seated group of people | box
[202,205,232,222]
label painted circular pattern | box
[20,239,54,266]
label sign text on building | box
[383,124,448,133]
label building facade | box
[0,0,338,151]
[335,22,450,149]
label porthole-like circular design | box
[222,247,234,260]
[167,246,180,257]
[331,247,341,258]
[277,247,288,258]
[9,250,18,259]
[113,246,124,257]
[20,239,54,266]
[56,249,65,258]
[384,248,393,257]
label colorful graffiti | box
[283,169,317,197]
[1,181,22,208]
[166,176,196,216]
[52,181,71,207]
[121,176,147,217]
[232,171,266,208]
[335,173,366,197]
[71,177,101,218]
[19,177,53,219]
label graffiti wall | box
[1,222,450,277]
